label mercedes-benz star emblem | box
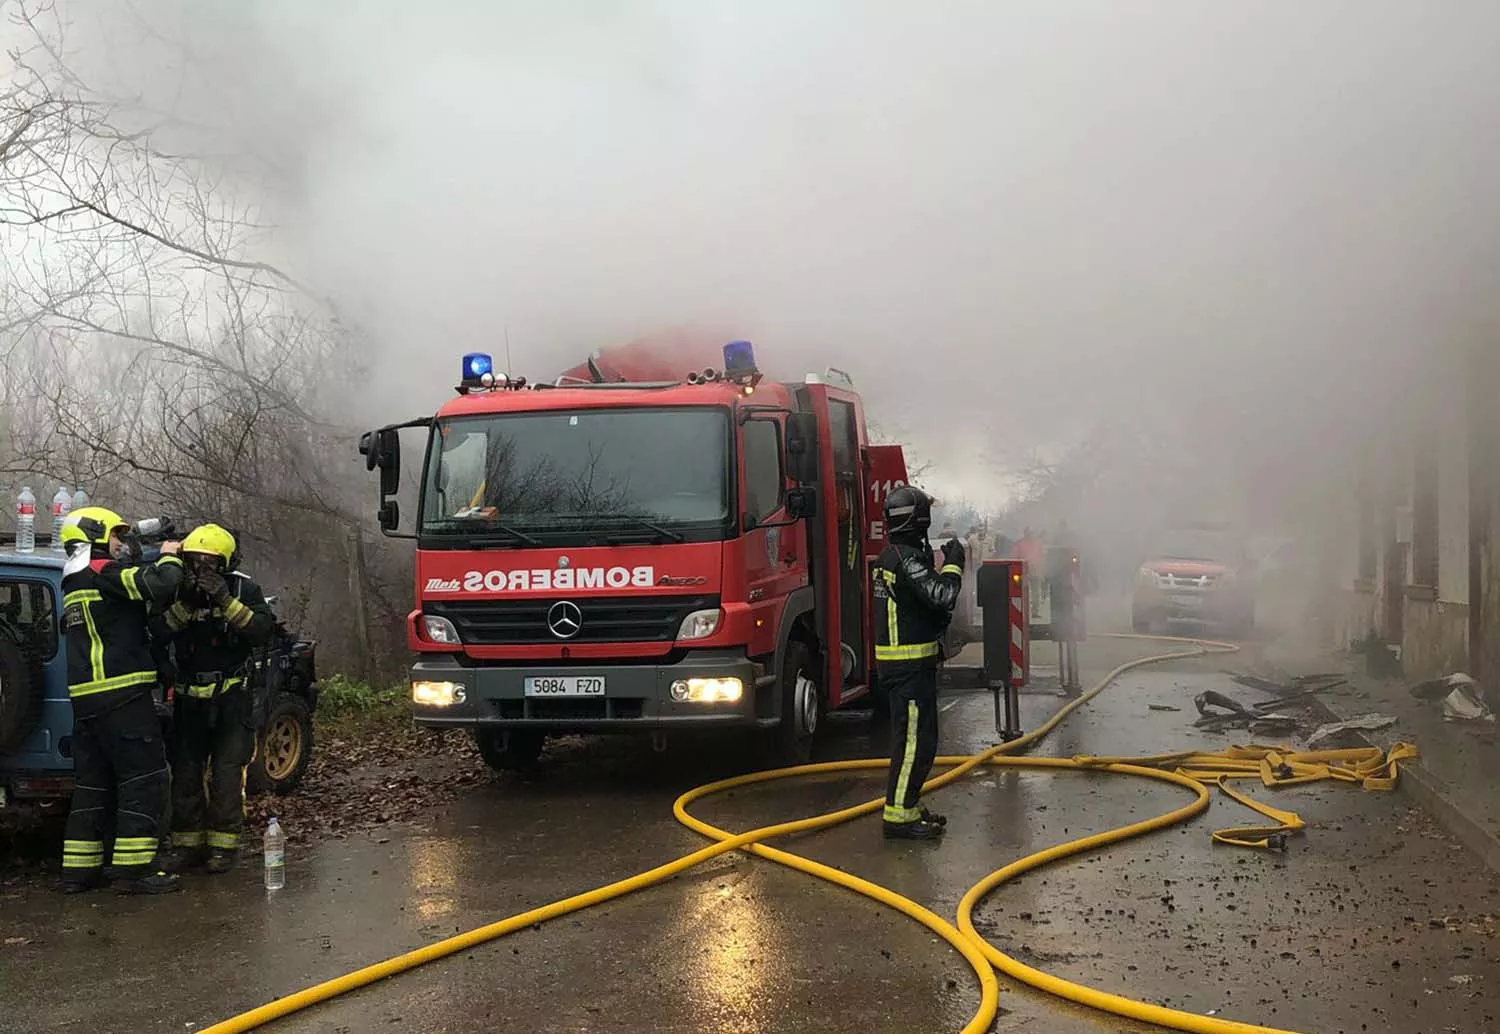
[547,600,583,639]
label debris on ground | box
[1410,673,1496,723]
[244,724,486,846]
[1191,689,1309,735]
[1149,704,1182,713]
[1305,713,1399,748]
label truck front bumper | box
[409,650,778,732]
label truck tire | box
[0,636,35,754]
[474,728,545,772]
[756,640,822,769]
[247,693,314,795]
[1131,609,1151,634]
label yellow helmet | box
[182,523,237,566]
[60,506,128,551]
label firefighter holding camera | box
[873,486,964,841]
[157,524,274,874]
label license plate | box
[524,676,606,697]
[1168,594,1201,607]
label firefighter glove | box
[941,538,966,571]
[195,567,232,607]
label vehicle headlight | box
[669,677,743,703]
[423,615,461,645]
[412,680,467,707]
[1137,567,1158,585]
[676,608,723,641]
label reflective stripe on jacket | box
[61,553,185,710]
[872,540,963,664]
[154,572,276,700]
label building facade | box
[1333,343,1497,685]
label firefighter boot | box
[920,807,947,827]
[57,872,109,894]
[883,816,947,841]
[204,849,237,875]
[115,870,182,895]
[161,846,208,874]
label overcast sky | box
[52,0,1500,510]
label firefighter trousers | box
[62,691,171,880]
[881,661,940,824]
[170,692,255,854]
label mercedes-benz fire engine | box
[359,337,911,770]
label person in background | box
[157,524,275,874]
[57,507,185,894]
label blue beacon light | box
[462,352,494,382]
[722,340,757,375]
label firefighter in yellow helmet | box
[58,506,185,894]
[155,523,274,874]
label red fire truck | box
[359,337,912,770]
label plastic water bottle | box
[50,486,71,551]
[263,817,286,890]
[15,487,35,553]
[71,486,88,511]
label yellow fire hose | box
[201,633,1416,1034]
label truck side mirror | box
[378,499,400,532]
[358,430,380,471]
[786,487,818,519]
[785,413,819,484]
[376,428,401,497]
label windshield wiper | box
[427,522,541,547]
[602,515,685,543]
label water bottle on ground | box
[15,487,35,553]
[50,486,71,551]
[71,486,88,511]
[263,816,286,890]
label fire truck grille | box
[427,595,720,645]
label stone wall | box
[1401,596,1470,680]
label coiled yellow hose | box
[202,633,1412,1034]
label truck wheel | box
[474,729,545,772]
[0,636,37,754]
[247,693,314,795]
[1131,610,1151,634]
[757,640,822,769]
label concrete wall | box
[1401,597,1469,680]
[1336,586,1378,651]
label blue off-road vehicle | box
[0,535,320,826]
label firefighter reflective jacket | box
[872,540,963,664]
[156,573,275,699]
[61,553,185,716]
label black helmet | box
[884,485,932,537]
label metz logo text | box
[426,567,657,593]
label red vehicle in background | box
[360,337,913,771]
[1131,523,1258,637]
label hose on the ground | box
[201,632,1415,1034]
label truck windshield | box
[1152,529,1239,564]
[420,406,733,544]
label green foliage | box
[317,673,407,720]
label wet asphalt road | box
[4,635,1500,1034]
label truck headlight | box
[1137,568,1158,586]
[669,677,743,703]
[676,608,722,641]
[412,681,467,707]
[422,615,461,645]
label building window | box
[1411,427,1439,591]
[1357,495,1377,583]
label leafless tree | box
[0,1,406,680]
